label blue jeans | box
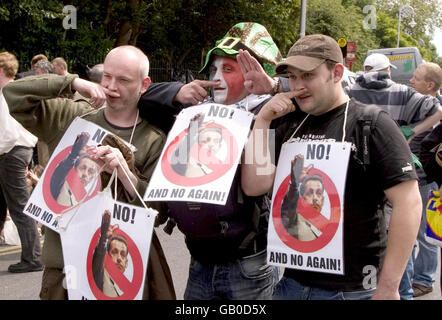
[184,250,279,300]
[399,253,414,300]
[399,182,439,299]
[273,277,375,300]
[0,146,41,266]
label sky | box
[431,28,442,57]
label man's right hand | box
[189,113,205,129]
[291,155,304,184]
[72,78,116,108]
[257,91,297,122]
[71,132,90,156]
[101,210,111,238]
[173,80,220,105]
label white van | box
[365,47,423,86]
[341,67,356,88]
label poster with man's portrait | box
[23,117,132,232]
[144,103,253,205]
[267,141,351,275]
[59,188,156,300]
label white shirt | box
[0,89,37,155]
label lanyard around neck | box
[287,100,350,143]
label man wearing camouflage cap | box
[139,22,285,300]
[242,34,421,300]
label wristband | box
[272,77,280,95]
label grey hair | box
[34,59,53,73]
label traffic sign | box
[337,37,347,48]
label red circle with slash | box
[272,168,341,253]
[86,228,144,300]
[42,147,101,214]
[161,123,238,186]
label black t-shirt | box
[271,98,417,291]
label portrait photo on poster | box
[267,141,350,275]
[144,103,253,205]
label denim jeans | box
[273,277,375,300]
[399,181,439,299]
[184,249,279,300]
[0,146,41,266]
[399,253,414,300]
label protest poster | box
[144,103,253,205]
[267,141,351,275]
[23,117,133,232]
[59,188,156,300]
[425,190,442,247]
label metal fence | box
[149,59,204,83]
[15,51,203,84]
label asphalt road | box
[0,228,440,300]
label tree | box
[374,0,441,62]
[1,0,439,77]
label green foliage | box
[0,0,440,77]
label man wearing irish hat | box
[138,22,287,133]
[139,22,284,300]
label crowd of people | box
[0,21,441,301]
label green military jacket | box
[3,74,166,269]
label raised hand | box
[291,154,304,185]
[71,132,90,157]
[72,77,118,108]
[101,210,111,238]
[258,91,297,122]
[237,49,276,95]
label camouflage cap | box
[275,34,343,73]
[200,22,282,76]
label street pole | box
[300,0,307,38]
[397,9,402,47]
[397,4,416,48]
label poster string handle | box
[107,149,157,219]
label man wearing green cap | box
[139,22,285,300]
[138,22,287,133]
[242,34,422,300]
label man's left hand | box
[237,49,276,95]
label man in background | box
[51,57,69,76]
[403,62,442,298]
[0,51,42,273]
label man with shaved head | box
[3,45,175,300]
[51,57,69,76]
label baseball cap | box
[200,22,282,76]
[363,53,397,72]
[275,34,343,74]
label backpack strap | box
[357,104,382,169]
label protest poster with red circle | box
[426,194,442,244]
[42,146,101,214]
[272,167,341,253]
[161,122,238,186]
[86,227,144,300]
